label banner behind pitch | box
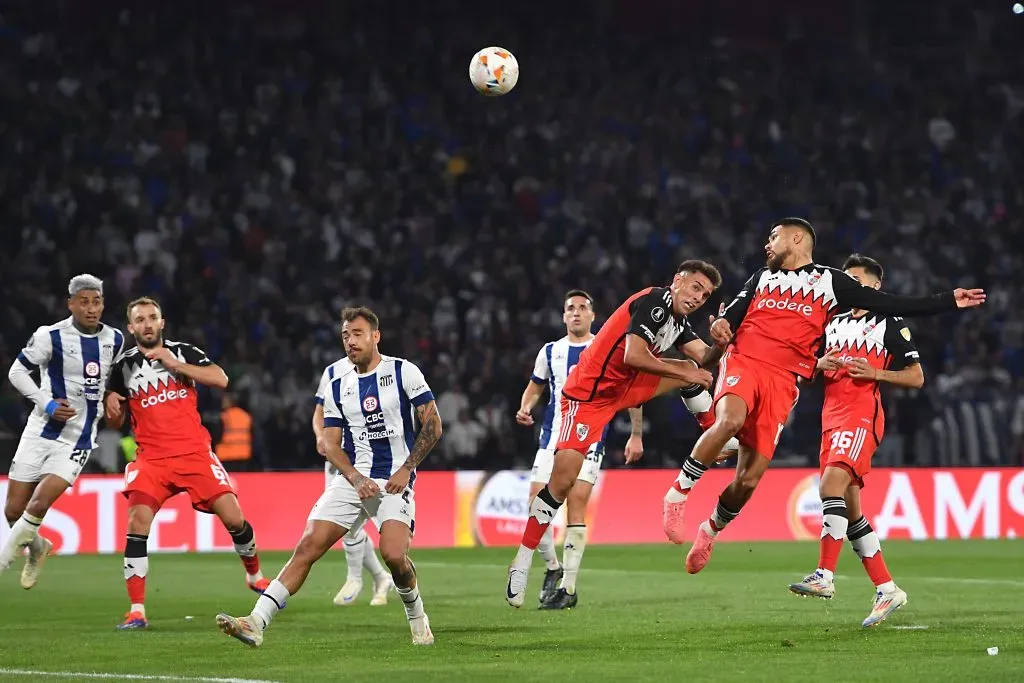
[2,468,1021,554]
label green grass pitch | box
[0,541,1020,682]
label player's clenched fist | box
[348,472,380,499]
[515,409,534,426]
[709,317,733,346]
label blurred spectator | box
[0,1,1020,470]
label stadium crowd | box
[1,1,1021,472]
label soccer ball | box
[468,47,519,96]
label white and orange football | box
[468,47,519,96]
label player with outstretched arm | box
[662,219,984,578]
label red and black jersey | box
[821,312,920,436]
[108,341,214,460]
[562,287,699,402]
[719,264,953,379]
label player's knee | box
[377,541,406,571]
[126,505,155,535]
[4,499,24,525]
[714,413,744,436]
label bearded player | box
[506,260,726,607]
[788,255,921,627]
[216,307,441,647]
[313,354,393,606]
[105,297,268,630]
[662,219,984,575]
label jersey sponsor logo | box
[757,297,814,316]
[836,354,869,364]
[363,396,379,412]
[380,375,395,387]
[651,307,666,323]
[639,324,656,343]
[139,388,190,408]
[726,375,740,387]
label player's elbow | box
[214,370,230,390]
[909,368,925,389]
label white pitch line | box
[416,561,1024,587]
[0,670,281,683]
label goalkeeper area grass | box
[0,541,1020,682]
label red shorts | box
[123,451,236,513]
[713,351,799,459]
[819,426,879,488]
[556,371,661,452]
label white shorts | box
[531,444,603,486]
[323,462,368,538]
[9,433,90,485]
[309,475,415,534]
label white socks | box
[537,526,560,571]
[251,579,290,630]
[363,543,389,580]
[0,513,43,569]
[343,532,366,582]
[561,525,587,595]
[681,389,713,415]
[397,584,425,622]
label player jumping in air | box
[216,307,442,647]
[105,297,268,630]
[313,353,394,606]
[663,219,985,574]
[788,255,920,627]
[506,260,727,608]
[1,275,125,587]
[516,288,736,609]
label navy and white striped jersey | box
[322,355,434,480]
[314,357,355,406]
[530,336,603,451]
[13,317,125,450]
